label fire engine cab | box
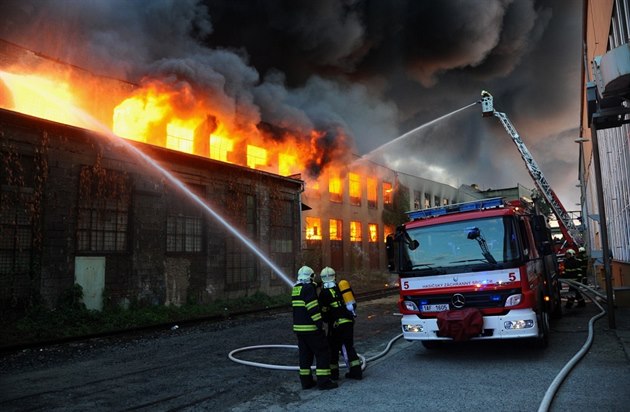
[386,197,562,348]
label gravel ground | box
[0,295,402,411]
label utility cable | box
[537,279,607,412]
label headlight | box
[403,300,419,312]
[504,319,534,329]
[505,294,522,307]
[403,324,423,333]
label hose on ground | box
[537,279,607,412]
[228,333,403,371]
[230,279,606,411]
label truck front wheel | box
[534,309,550,349]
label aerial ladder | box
[479,90,582,249]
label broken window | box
[166,183,204,253]
[329,218,343,240]
[383,181,392,206]
[305,216,322,240]
[349,173,361,206]
[329,175,342,203]
[367,177,377,209]
[368,223,378,243]
[350,221,362,242]
[77,165,130,253]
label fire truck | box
[386,91,580,348]
[386,197,562,348]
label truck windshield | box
[404,216,520,272]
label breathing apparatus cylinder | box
[338,279,356,316]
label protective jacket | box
[319,284,362,380]
[319,285,354,327]
[291,281,335,389]
[292,282,324,333]
[577,251,588,280]
[563,256,583,281]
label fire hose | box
[228,333,403,371]
[537,279,607,412]
[229,280,607,411]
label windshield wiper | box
[449,259,488,264]
[466,227,498,264]
[411,263,435,269]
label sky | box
[0,0,584,208]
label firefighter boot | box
[330,365,339,380]
[565,298,574,309]
[345,366,363,380]
[300,375,316,390]
[317,378,338,390]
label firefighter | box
[577,247,589,285]
[563,249,586,308]
[292,265,337,390]
[318,267,362,381]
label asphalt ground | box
[0,292,628,411]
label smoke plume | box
[0,0,582,206]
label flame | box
[0,71,89,129]
[305,216,322,240]
[210,134,233,162]
[0,62,354,185]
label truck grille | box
[407,288,521,310]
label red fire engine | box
[386,197,563,348]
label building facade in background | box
[580,0,630,286]
[0,109,302,311]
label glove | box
[346,302,357,317]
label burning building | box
[0,39,481,311]
[0,40,305,311]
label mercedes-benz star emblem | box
[451,293,466,309]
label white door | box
[74,257,106,311]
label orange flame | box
[0,64,353,185]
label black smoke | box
[0,0,582,206]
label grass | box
[0,287,291,349]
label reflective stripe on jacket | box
[319,285,353,327]
[292,283,323,333]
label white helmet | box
[320,267,336,283]
[578,247,586,253]
[297,266,315,282]
[565,249,576,257]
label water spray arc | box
[362,101,478,158]
[69,108,297,289]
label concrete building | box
[579,0,630,288]
[299,160,469,287]
[0,108,303,311]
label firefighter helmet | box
[578,247,586,253]
[566,249,576,256]
[320,267,336,283]
[297,266,315,282]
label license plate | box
[421,303,449,312]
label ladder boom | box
[492,111,581,246]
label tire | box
[533,309,550,349]
[551,282,563,319]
